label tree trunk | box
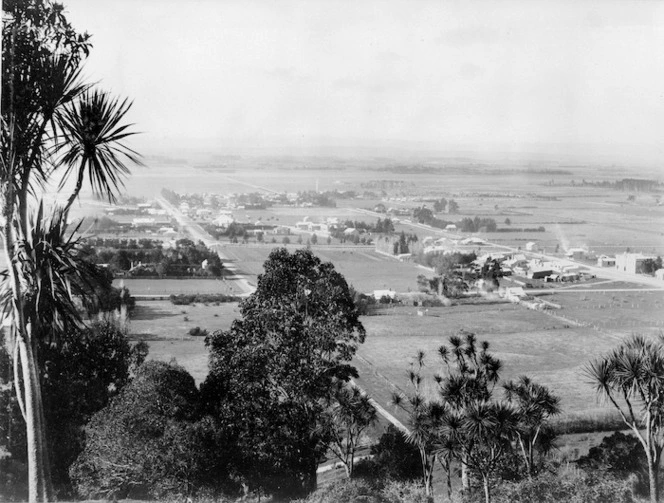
[18,335,49,502]
[461,452,470,492]
[424,462,433,498]
[3,204,51,502]
[482,474,491,503]
[648,455,659,503]
[301,456,318,496]
[446,460,452,500]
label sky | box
[63,0,664,162]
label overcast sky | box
[64,0,664,161]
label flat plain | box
[106,158,664,436]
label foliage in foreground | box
[585,334,664,503]
[70,361,239,500]
[297,479,429,503]
[202,248,366,500]
[488,469,638,503]
[0,321,146,500]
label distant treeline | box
[360,179,415,190]
[576,178,662,192]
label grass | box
[114,278,241,295]
[131,298,631,422]
[222,244,426,293]
[128,300,240,383]
[353,303,626,424]
[546,289,664,332]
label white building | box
[131,217,155,227]
[615,252,657,275]
[597,255,616,268]
[214,213,235,227]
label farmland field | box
[353,304,625,425]
[544,289,664,332]
[129,300,240,384]
[96,159,664,454]
[134,298,628,423]
[114,278,242,295]
[221,244,425,293]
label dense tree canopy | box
[202,248,365,499]
[71,361,237,500]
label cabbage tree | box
[2,1,139,500]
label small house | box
[597,255,616,268]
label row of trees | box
[82,238,223,277]
[341,218,396,234]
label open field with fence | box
[353,303,627,426]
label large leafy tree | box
[2,1,139,500]
[585,334,664,503]
[202,248,365,499]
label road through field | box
[156,196,255,295]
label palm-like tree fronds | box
[56,89,142,209]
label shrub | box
[188,327,209,337]
[489,470,636,503]
[299,479,383,503]
[70,361,239,500]
[354,426,421,485]
[381,480,429,503]
[578,431,648,496]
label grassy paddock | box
[354,304,626,422]
[222,245,424,293]
[129,300,240,384]
[547,289,664,331]
[114,278,242,295]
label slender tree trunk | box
[461,452,470,492]
[18,334,48,502]
[445,459,452,500]
[648,454,658,503]
[482,474,491,503]
[424,462,433,498]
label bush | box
[299,479,383,503]
[489,469,636,503]
[0,321,147,500]
[381,480,429,503]
[297,479,428,503]
[71,361,239,500]
[188,327,210,337]
[354,426,421,484]
[577,431,648,495]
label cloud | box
[458,63,484,80]
[264,66,298,80]
[436,26,501,47]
